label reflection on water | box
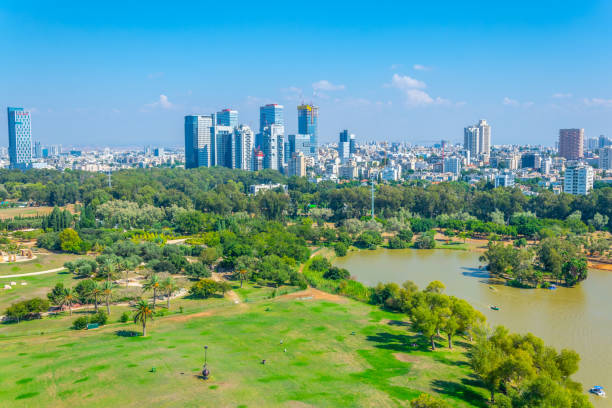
[335,248,612,407]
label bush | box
[310,256,332,272]
[414,231,436,249]
[189,278,220,299]
[5,298,50,323]
[388,236,409,249]
[398,229,414,242]
[73,316,89,330]
[333,242,348,257]
[90,310,108,325]
[119,311,130,323]
[355,230,383,249]
[185,261,211,278]
[323,266,350,280]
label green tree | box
[132,299,153,336]
[160,276,178,309]
[189,278,220,299]
[143,274,161,309]
[58,228,84,253]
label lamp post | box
[202,345,210,380]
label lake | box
[335,248,612,407]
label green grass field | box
[0,252,81,276]
[0,286,488,408]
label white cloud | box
[281,86,303,101]
[390,73,426,90]
[583,98,612,108]
[312,80,345,91]
[388,74,450,107]
[413,64,431,71]
[503,97,533,107]
[144,94,174,110]
[552,92,572,99]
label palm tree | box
[143,274,161,309]
[132,299,153,337]
[101,281,115,315]
[88,281,102,312]
[238,269,249,288]
[103,259,116,283]
[160,277,178,309]
[58,288,77,316]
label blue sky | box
[1,0,611,147]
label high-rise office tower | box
[287,134,311,158]
[600,146,612,170]
[559,129,584,160]
[259,104,283,132]
[7,107,32,169]
[33,141,42,158]
[477,119,491,156]
[463,125,479,158]
[213,124,234,168]
[599,135,611,148]
[564,165,593,195]
[521,153,541,169]
[349,134,356,155]
[232,125,254,170]
[262,124,284,171]
[443,157,462,176]
[217,109,238,128]
[338,129,355,162]
[185,115,214,168]
[298,104,319,155]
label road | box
[0,267,65,279]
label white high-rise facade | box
[564,165,594,195]
[464,119,491,158]
[477,119,491,156]
[232,125,254,170]
[262,124,284,170]
[599,146,612,170]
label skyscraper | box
[7,107,32,169]
[232,125,254,170]
[463,120,491,158]
[463,125,479,158]
[287,134,311,158]
[262,124,284,171]
[185,115,214,168]
[298,104,319,155]
[338,130,355,162]
[217,109,238,128]
[33,141,42,158]
[213,125,234,167]
[288,152,306,177]
[259,104,283,132]
[477,119,491,156]
[559,129,584,160]
[600,146,612,170]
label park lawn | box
[0,271,78,312]
[0,252,83,276]
[0,290,489,408]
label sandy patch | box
[279,287,346,303]
[393,353,421,363]
[165,310,214,323]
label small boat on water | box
[489,305,500,311]
[548,284,557,290]
[590,386,605,397]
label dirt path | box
[211,272,243,305]
[0,267,65,279]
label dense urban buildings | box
[216,109,238,128]
[564,165,594,195]
[7,107,32,169]
[259,104,283,132]
[559,128,584,160]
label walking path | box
[0,267,65,279]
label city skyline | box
[2,1,612,146]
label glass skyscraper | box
[217,109,238,128]
[7,107,32,170]
[184,115,214,168]
[297,104,318,155]
[259,104,283,132]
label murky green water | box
[335,248,612,407]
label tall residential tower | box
[7,107,32,170]
[184,115,214,168]
[559,129,584,160]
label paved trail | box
[0,267,65,279]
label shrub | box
[388,236,409,249]
[354,230,383,249]
[185,261,211,278]
[398,229,414,242]
[310,256,331,272]
[189,278,220,299]
[119,311,130,323]
[414,231,436,249]
[323,266,350,280]
[73,316,89,330]
[334,242,348,257]
[5,298,50,323]
[90,310,108,325]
